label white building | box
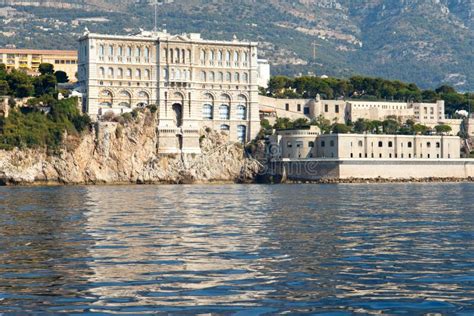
[78,30,261,154]
[257,59,270,89]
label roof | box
[0,48,77,56]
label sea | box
[0,184,473,314]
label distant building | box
[0,49,78,81]
[271,128,461,160]
[78,30,261,154]
[0,96,9,118]
[257,59,270,89]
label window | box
[388,141,393,148]
[304,107,310,115]
[234,72,240,82]
[287,141,292,148]
[145,47,150,58]
[226,50,230,61]
[218,50,223,61]
[408,142,413,148]
[309,141,315,147]
[237,125,246,143]
[108,67,114,77]
[209,72,215,82]
[325,104,328,112]
[378,141,383,147]
[335,104,339,113]
[200,49,206,63]
[226,72,231,82]
[321,141,325,147]
[127,46,132,57]
[218,72,224,82]
[236,105,246,120]
[358,141,363,147]
[234,51,239,62]
[436,142,441,148]
[108,45,114,56]
[210,50,215,61]
[126,69,132,78]
[243,73,249,83]
[145,69,150,80]
[99,45,105,56]
[427,142,431,148]
[221,124,230,131]
[136,69,141,79]
[200,71,206,81]
[297,104,301,112]
[330,140,335,147]
[219,104,230,120]
[202,104,213,119]
[163,69,168,80]
[118,68,123,78]
[99,67,105,77]
[285,103,289,111]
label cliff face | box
[0,110,261,185]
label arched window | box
[219,104,230,120]
[135,69,141,79]
[108,67,114,77]
[163,48,168,61]
[175,48,180,62]
[163,68,168,80]
[237,125,246,143]
[145,69,150,79]
[221,124,230,131]
[234,72,240,82]
[209,71,215,82]
[118,68,123,78]
[200,49,206,62]
[99,45,105,56]
[226,50,231,61]
[388,141,393,148]
[234,51,239,62]
[408,142,413,148]
[108,45,114,56]
[218,50,223,61]
[118,46,123,56]
[144,47,150,58]
[226,72,231,82]
[200,71,206,81]
[243,73,249,83]
[99,90,113,107]
[138,91,149,106]
[99,67,105,77]
[119,90,131,107]
[210,50,215,61]
[181,49,185,63]
[202,104,213,119]
[127,46,132,57]
[126,68,132,78]
[170,49,174,62]
[135,47,141,57]
[175,69,181,80]
[187,49,191,62]
[218,72,223,82]
[243,52,248,62]
[236,105,247,120]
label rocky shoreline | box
[0,109,261,186]
[277,177,474,184]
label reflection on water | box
[0,184,473,314]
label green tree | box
[33,74,57,96]
[332,123,351,134]
[434,124,452,135]
[382,119,400,134]
[38,63,54,75]
[435,85,456,94]
[311,115,331,134]
[413,124,431,135]
[0,80,9,96]
[54,71,69,83]
[293,118,309,128]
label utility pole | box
[311,41,317,61]
[153,0,158,32]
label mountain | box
[0,0,472,91]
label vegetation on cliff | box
[263,76,474,116]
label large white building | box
[77,30,263,154]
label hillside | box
[0,0,472,91]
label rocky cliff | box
[0,110,261,185]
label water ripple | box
[0,183,473,314]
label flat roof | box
[0,48,77,56]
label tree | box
[54,71,69,83]
[293,118,309,128]
[15,84,34,98]
[0,80,9,96]
[33,74,57,96]
[413,124,431,135]
[311,115,331,134]
[332,123,351,134]
[435,124,452,135]
[353,118,369,133]
[382,119,400,134]
[38,63,54,75]
[435,85,456,94]
[273,117,293,130]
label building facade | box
[0,49,78,81]
[272,128,460,160]
[78,30,261,154]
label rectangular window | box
[285,103,289,111]
[304,107,310,115]
[335,104,339,113]
[325,104,328,112]
[297,104,301,112]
